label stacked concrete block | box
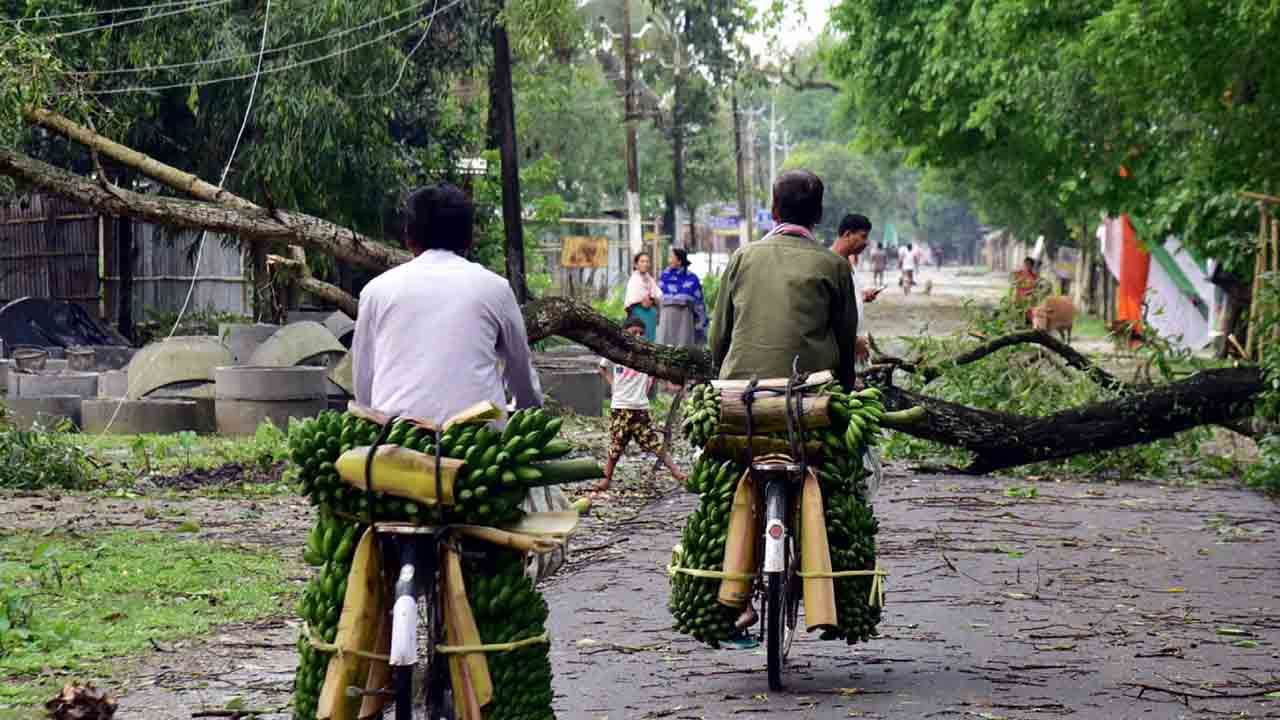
[214,366,328,435]
[4,395,83,430]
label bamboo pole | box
[716,394,832,434]
[1264,215,1274,356]
[1246,203,1266,360]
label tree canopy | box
[827,0,1280,270]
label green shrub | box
[0,419,102,490]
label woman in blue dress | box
[655,247,706,348]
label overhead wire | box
[59,0,437,77]
[97,0,273,434]
[2,0,218,25]
[48,0,233,39]
[62,0,468,96]
[351,0,440,98]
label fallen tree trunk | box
[0,133,1268,477]
[878,367,1264,474]
[0,148,410,272]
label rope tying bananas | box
[671,382,889,646]
[287,408,601,720]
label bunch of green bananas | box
[293,509,364,720]
[680,383,722,448]
[827,386,887,453]
[671,382,887,647]
[668,455,744,646]
[813,460,882,644]
[465,548,556,720]
[288,409,589,527]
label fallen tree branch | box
[1123,681,1280,702]
[878,367,1264,474]
[26,108,259,212]
[524,296,712,383]
[916,329,1125,392]
[0,148,410,272]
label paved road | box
[545,472,1280,719]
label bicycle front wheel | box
[766,567,785,691]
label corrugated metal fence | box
[103,224,250,323]
[1,193,249,324]
[0,195,99,313]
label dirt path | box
[543,471,1280,719]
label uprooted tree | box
[0,110,1267,474]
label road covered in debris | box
[545,472,1280,719]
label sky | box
[749,0,833,55]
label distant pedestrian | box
[869,242,887,287]
[898,243,918,295]
[596,318,687,492]
[624,251,662,341]
[656,247,707,348]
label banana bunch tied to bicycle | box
[672,382,891,647]
[287,408,597,720]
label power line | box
[2,0,216,25]
[62,0,468,96]
[49,0,233,39]
[61,0,436,77]
[98,0,273,434]
[352,0,440,98]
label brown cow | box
[1031,296,1075,344]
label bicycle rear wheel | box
[764,480,790,692]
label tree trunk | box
[491,18,528,303]
[879,367,1263,474]
[250,241,269,321]
[671,66,687,249]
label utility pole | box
[732,91,749,248]
[492,19,527,303]
[769,91,777,187]
[744,109,756,242]
[622,0,642,255]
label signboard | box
[561,236,609,268]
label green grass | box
[0,530,293,710]
[1071,312,1109,341]
[74,422,291,482]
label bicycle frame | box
[377,524,455,720]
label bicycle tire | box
[767,567,785,691]
[393,666,414,720]
[764,480,788,692]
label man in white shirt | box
[352,184,542,425]
[898,242,918,295]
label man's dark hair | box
[838,214,872,236]
[771,170,824,228]
[622,317,647,333]
[1024,256,1036,267]
[403,184,474,253]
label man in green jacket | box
[710,170,860,387]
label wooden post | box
[1264,210,1274,351]
[1246,202,1267,360]
[116,215,134,341]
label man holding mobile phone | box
[833,214,881,365]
